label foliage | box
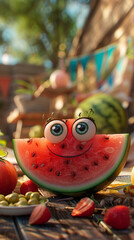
[15,77,42,96]
[126,39,134,60]
[15,79,36,95]
[0,0,80,68]
[0,130,7,157]
[14,76,50,96]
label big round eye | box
[44,120,68,143]
[72,118,96,141]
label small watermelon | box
[12,118,130,196]
[74,93,128,134]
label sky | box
[66,2,90,29]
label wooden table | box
[0,187,133,240]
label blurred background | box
[0,0,133,164]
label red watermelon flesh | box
[12,119,130,195]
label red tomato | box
[0,159,18,195]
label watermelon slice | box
[12,118,130,196]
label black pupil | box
[76,122,88,135]
[51,124,63,136]
[78,123,85,132]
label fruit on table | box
[71,197,95,217]
[49,69,70,88]
[15,200,28,206]
[0,194,5,201]
[29,205,51,225]
[0,200,8,206]
[29,125,44,138]
[28,198,39,205]
[18,197,27,203]
[103,205,131,230]
[30,192,40,200]
[0,159,17,195]
[5,192,19,204]
[12,117,130,196]
[0,192,47,206]
[20,179,38,195]
[74,93,128,134]
[25,191,33,200]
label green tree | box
[0,0,79,68]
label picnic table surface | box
[0,183,133,240]
[0,149,133,240]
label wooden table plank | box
[13,198,111,240]
[15,215,71,240]
[14,214,109,240]
[0,217,19,240]
[0,187,134,240]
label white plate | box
[0,202,48,216]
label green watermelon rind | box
[74,93,128,134]
[12,134,130,195]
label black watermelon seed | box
[27,139,32,143]
[32,164,38,168]
[104,155,109,160]
[104,137,109,140]
[56,171,61,176]
[79,145,84,150]
[32,152,36,157]
[77,144,84,150]
[50,168,53,172]
[61,143,66,149]
[65,159,69,164]
[84,166,89,171]
[94,161,98,166]
[72,172,76,177]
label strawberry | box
[29,205,51,225]
[71,197,95,217]
[103,205,131,230]
[20,179,38,195]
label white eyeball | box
[72,118,96,141]
[44,120,68,143]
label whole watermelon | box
[74,93,128,134]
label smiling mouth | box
[47,144,92,158]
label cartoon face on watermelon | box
[13,116,130,196]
